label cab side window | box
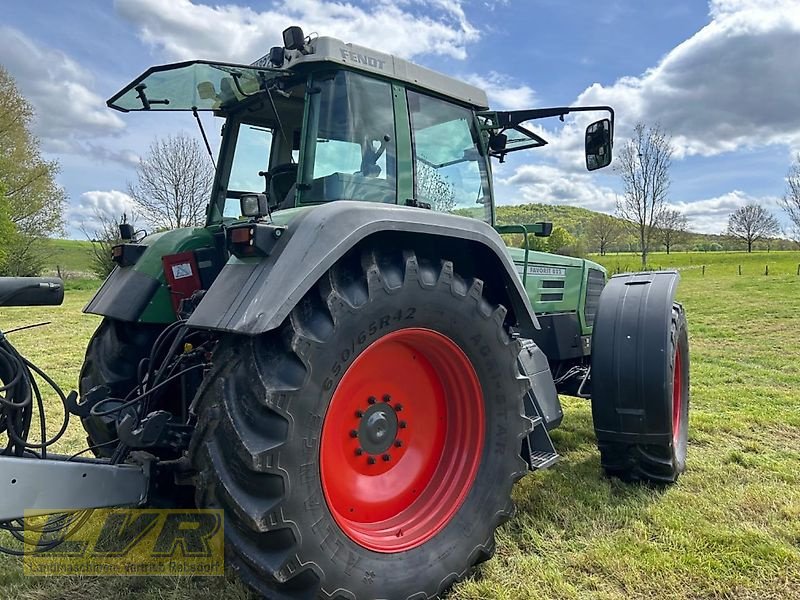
[407,91,491,222]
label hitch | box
[117,411,193,451]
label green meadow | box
[0,250,798,599]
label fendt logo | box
[23,509,224,576]
[339,48,386,70]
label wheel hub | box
[358,402,398,456]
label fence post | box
[765,265,769,276]
[797,263,799,276]
[702,265,705,276]
[738,264,742,276]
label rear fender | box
[187,201,539,335]
[84,227,219,324]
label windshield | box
[107,61,286,112]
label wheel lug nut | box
[382,394,391,402]
[349,430,358,438]
[399,421,407,429]
[367,456,376,465]
[367,396,376,405]
[355,448,363,456]
[355,410,363,418]
[394,404,402,412]
[382,454,391,462]
[394,440,402,448]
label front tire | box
[189,246,532,599]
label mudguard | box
[84,227,218,324]
[590,270,680,444]
[188,201,540,335]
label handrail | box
[494,224,532,285]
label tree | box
[586,213,622,255]
[546,226,575,254]
[127,133,215,230]
[615,123,673,269]
[656,208,690,254]
[726,203,780,252]
[0,183,15,269]
[780,153,800,246]
[0,66,66,275]
[82,211,137,278]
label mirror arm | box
[496,105,615,137]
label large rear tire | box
[189,247,532,599]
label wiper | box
[134,84,169,110]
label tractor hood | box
[506,247,604,273]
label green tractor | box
[4,27,689,599]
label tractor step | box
[527,449,560,470]
[518,341,561,472]
[520,387,560,472]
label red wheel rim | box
[320,328,485,553]
[672,347,682,445]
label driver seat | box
[268,163,298,211]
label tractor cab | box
[108,27,613,231]
[106,29,548,227]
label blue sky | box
[2,0,798,237]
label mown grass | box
[0,252,798,599]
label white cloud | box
[573,0,800,158]
[496,163,619,213]
[671,190,784,234]
[463,71,535,110]
[0,27,125,153]
[114,0,480,62]
[68,190,139,235]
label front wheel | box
[189,246,532,599]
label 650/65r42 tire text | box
[189,246,533,599]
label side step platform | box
[521,399,560,470]
[518,339,560,471]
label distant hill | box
[42,238,94,276]
[495,203,795,253]
[495,203,603,238]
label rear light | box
[111,243,147,267]
[226,223,287,258]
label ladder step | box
[528,450,559,470]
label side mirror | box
[585,118,612,171]
[240,193,269,218]
[489,132,508,153]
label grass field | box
[0,251,798,599]
[41,238,95,277]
